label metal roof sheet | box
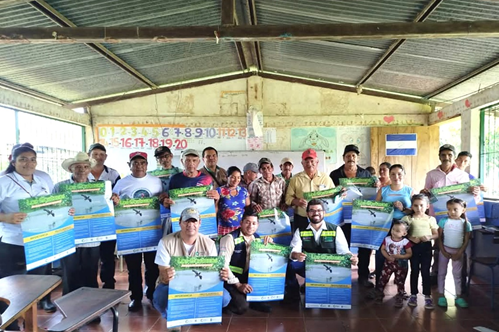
[261,40,387,84]
[46,0,221,26]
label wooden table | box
[48,287,130,332]
[0,275,61,332]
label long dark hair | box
[5,146,36,174]
[446,198,468,222]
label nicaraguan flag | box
[386,134,417,156]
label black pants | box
[224,283,249,315]
[410,241,432,296]
[293,214,309,233]
[61,246,100,295]
[124,251,159,301]
[341,223,371,281]
[0,241,52,331]
[99,239,117,289]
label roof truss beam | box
[2,21,499,43]
[356,0,443,86]
[28,0,157,89]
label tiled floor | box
[33,263,499,332]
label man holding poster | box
[219,210,275,314]
[53,152,106,296]
[112,151,163,312]
[285,199,357,302]
[330,144,377,288]
[153,207,231,329]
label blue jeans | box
[153,283,232,319]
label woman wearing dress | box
[217,166,250,236]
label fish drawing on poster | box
[290,128,337,164]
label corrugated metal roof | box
[366,37,499,95]
[0,0,498,102]
[0,43,148,101]
[46,0,221,26]
[103,42,241,86]
[0,3,56,26]
[427,0,499,21]
[261,40,388,84]
[255,0,429,24]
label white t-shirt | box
[0,172,51,245]
[113,174,162,199]
[155,236,217,267]
[438,217,472,249]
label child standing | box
[402,194,439,309]
[437,198,472,308]
[372,220,413,308]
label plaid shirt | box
[249,175,286,210]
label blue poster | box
[305,253,352,309]
[430,180,484,228]
[257,208,292,246]
[167,256,225,329]
[303,187,343,226]
[19,193,75,271]
[247,241,290,302]
[159,205,172,237]
[339,177,377,223]
[114,197,162,255]
[169,186,217,237]
[351,200,394,250]
[59,181,116,244]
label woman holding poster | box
[0,145,60,329]
[216,166,250,236]
[373,164,413,288]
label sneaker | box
[437,296,448,307]
[394,295,404,308]
[455,297,469,308]
[408,295,418,307]
[424,297,435,310]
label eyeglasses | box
[308,209,324,213]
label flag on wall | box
[386,134,417,156]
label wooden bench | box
[0,275,61,332]
[48,287,130,332]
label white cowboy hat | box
[62,152,97,173]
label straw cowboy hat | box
[62,152,97,173]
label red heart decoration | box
[383,115,395,124]
[437,111,444,119]
[465,99,471,108]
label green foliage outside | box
[251,241,291,257]
[352,199,393,214]
[482,107,499,198]
[115,197,159,211]
[169,185,210,200]
[19,193,72,212]
[303,186,343,201]
[305,252,351,269]
[59,181,105,195]
[170,256,225,271]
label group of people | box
[0,140,482,330]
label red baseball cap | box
[302,148,318,160]
[129,151,147,161]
